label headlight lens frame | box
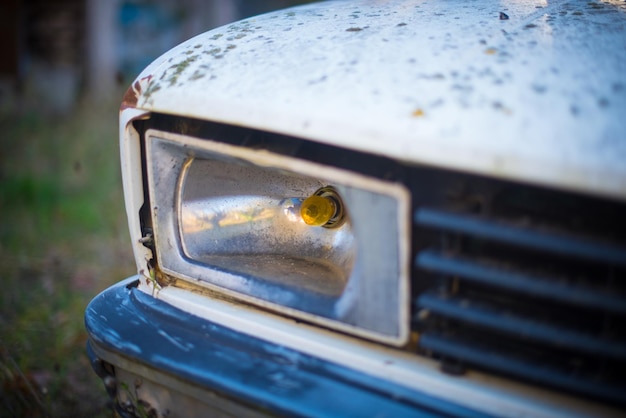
[145,129,410,345]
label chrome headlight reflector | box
[146,130,410,344]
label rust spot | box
[485,47,497,55]
[121,75,151,110]
[412,108,425,117]
[121,84,138,110]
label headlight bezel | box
[144,128,411,345]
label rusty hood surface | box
[124,0,626,200]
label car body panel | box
[94,1,626,416]
[86,278,488,418]
[119,108,152,274]
[122,0,626,201]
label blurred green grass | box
[0,93,135,417]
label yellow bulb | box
[301,195,336,226]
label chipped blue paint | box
[86,277,489,417]
[128,0,626,201]
[157,329,195,352]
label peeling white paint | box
[129,0,626,201]
[120,108,152,276]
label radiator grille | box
[412,189,626,406]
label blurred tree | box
[0,0,21,79]
[5,0,316,107]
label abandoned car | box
[85,0,626,416]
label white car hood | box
[124,0,626,200]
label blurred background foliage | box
[0,94,130,417]
[0,0,313,416]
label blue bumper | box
[85,277,487,418]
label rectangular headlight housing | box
[146,129,410,344]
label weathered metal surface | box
[85,278,485,418]
[119,108,152,276]
[149,278,623,418]
[125,0,626,200]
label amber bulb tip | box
[300,195,336,226]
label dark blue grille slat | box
[415,208,626,266]
[416,249,626,315]
[416,291,626,360]
[419,333,626,405]
[413,202,626,406]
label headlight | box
[146,129,410,344]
